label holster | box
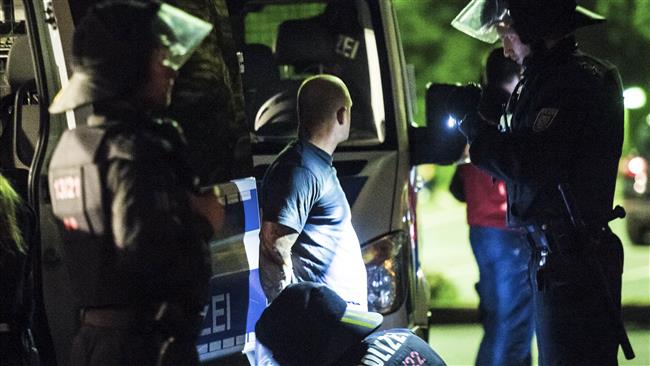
[150,303,203,366]
[0,324,40,366]
[153,302,203,340]
[525,218,610,257]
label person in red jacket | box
[449,48,533,366]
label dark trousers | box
[0,329,39,366]
[529,230,623,366]
[70,324,199,366]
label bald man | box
[259,75,367,309]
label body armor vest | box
[48,124,125,307]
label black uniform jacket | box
[64,107,212,317]
[469,38,624,227]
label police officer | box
[450,0,630,364]
[47,1,215,365]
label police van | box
[1,0,451,364]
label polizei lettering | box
[358,333,408,366]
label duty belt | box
[80,307,135,329]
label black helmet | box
[509,0,605,44]
[49,0,212,113]
[452,0,605,44]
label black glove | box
[478,85,510,123]
[457,112,489,144]
[445,83,482,121]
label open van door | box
[22,0,455,364]
[0,1,71,363]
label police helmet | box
[451,0,605,44]
[49,0,212,114]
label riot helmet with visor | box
[451,0,605,44]
[49,0,212,114]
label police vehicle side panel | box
[380,0,429,337]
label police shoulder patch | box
[532,108,559,132]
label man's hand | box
[189,191,225,237]
[446,83,482,121]
[259,221,298,302]
[478,85,510,123]
[457,112,490,144]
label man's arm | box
[188,190,225,237]
[259,221,298,302]
[259,163,319,301]
[469,80,597,184]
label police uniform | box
[46,2,214,364]
[50,107,212,366]
[467,37,625,365]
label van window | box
[241,0,386,148]
[0,1,27,97]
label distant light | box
[628,156,647,177]
[623,87,646,109]
[646,114,650,126]
[627,156,648,194]
[447,116,457,128]
[634,174,647,194]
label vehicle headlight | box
[362,231,405,314]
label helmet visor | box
[152,3,213,71]
[451,0,509,43]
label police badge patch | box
[532,108,559,132]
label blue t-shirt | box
[261,139,367,308]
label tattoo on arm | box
[259,221,298,301]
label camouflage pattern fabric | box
[164,0,251,185]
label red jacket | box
[450,164,507,228]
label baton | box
[558,183,635,360]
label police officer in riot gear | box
[450,0,632,364]
[47,1,215,364]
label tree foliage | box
[394,0,494,125]
[395,0,650,137]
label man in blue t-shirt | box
[259,74,367,309]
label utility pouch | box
[526,220,580,292]
[526,220,579,258]
[152,302,202,366]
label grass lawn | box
[416,178,650,307]
[428,323,650,366]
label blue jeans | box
[470,226,534,366]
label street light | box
[623,87,647,110]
